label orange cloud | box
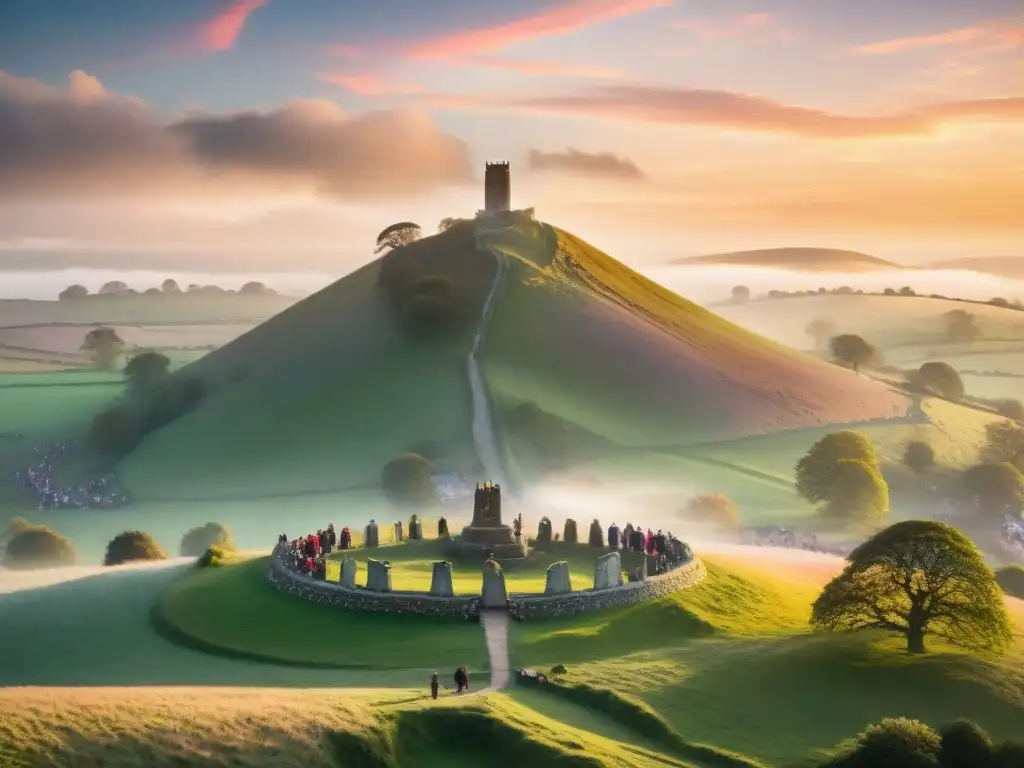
[405,0,672,59]
[673,12,781,41]
[470,56,622,78]
[322,73,423,96]
[199,0,268,52]
[854,19,1024,54]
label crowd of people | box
[614,523,690,575]
[275,524,353,578]
[11,440,128,509]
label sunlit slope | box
[482,224,908,447]
[118,225,497,500]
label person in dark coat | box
[430,672,440,699]
[454,666,469,692]
[623,523,635,550]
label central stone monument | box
[451,481,526,561]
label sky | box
[0,0,1022,272]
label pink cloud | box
[673,12,785,41]
[854,19,1024,55]
[322,73,423,96]
[198,0,269,52]
[470,56,622,78]
[405,0,673,59]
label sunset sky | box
[1,0,1022,271]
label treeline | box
[727,283,1023,310]
[58,279,279,301]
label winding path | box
[479,610,511,692]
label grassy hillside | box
[482,224,908,454]
[675,247,901,272]
[117,225,497,500]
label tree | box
[3,525,75,570]
[898,286,916,297]
[910,362,964,401]
[88,407,141,459]
[994,399,1024,421]
[381,453,438,507]
[827,459,889,521]
[811,520,1013,654]
[80,326,124,370]
[980,421,1024,470]
[98,280,128,295]
[995,566,1024,599]
[796,431,880,504]
[375,222,422,254]
[943,309,981,342]
[682,493,740,532]
[180,522,235,558]
[104,531,167,566]
[124,351,171,393]
[963,462,1024,518]
[805,318,838,350]
[903,441,936,474]
[239,281,272,295]
[59,284,88,300]
[940,720,994,768]
[161,279,181,293]
[820,717,940,768]
[829,334,879,372]
[730,285,750,303]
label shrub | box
[196,545,241,568]
[180,522,235,558]
[822,717,940,768]
[995,566,1024,599]
[682,493,740,532]
[939,719,993,768]
[3,525,75,570]
[550,664,567,674]
[381,453,438,507]
[910,362,964,401]
[104,531,167,566]
[903,441,936,474]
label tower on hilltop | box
[484,161,510,213]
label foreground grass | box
[154,556,488,671]
[511,547,1024,767]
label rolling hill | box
[674,247,902,272]
[924,256,1024,279]
[116,217,908,501]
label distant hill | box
[117,220,907,500]
[924,256,1024,279]
[675,247,901,272]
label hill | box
[674,247,902,272]
[111,218,909,500]
[924,256,1024,279]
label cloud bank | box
[527,148,644,179]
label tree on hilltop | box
[980,420,1024,471]
[963,462,1023,518]
[829,334,880,373]
[124,351,171,393]
[805,318,838,351]
[902,441,936,475]
[811,520,1013,654]
[80,326,124,370]
[3,524,75,570]
[909,362,964,401]
[943,309,981,342]
[104,530,167,566]
[59,284,88,300]
[381,453,438,507]
[375,222,422,254]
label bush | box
[682,493,740,532]
[381,453,438,507]
[939,719,993,768]
[180,522,235,558]
[196,545,241,568]
[910,362,964,401]
[104,531,167,566]
[822,717,940,768]
[3,525,75,570]
[995,566,1024,599]
[903,441,936,474]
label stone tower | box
[484,161,510,213]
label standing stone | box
[588,519,604,547]
[594,551,623,590]
[480,559,507,608]
[341,557,358,589]
[563,519,578,544]
[437,517,449,538]
[364,520,379,548]
[430,560,455,597]
[544,561,573,594]
[608,524,621,550]
[394,521,404,543]
[409,515,422,540]
[636,555,648,582]
[366,559,392,592]
[536,517,552,543]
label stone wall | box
[266,557,480,620]
[508,558,707,620]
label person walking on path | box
[430,672,439,700]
